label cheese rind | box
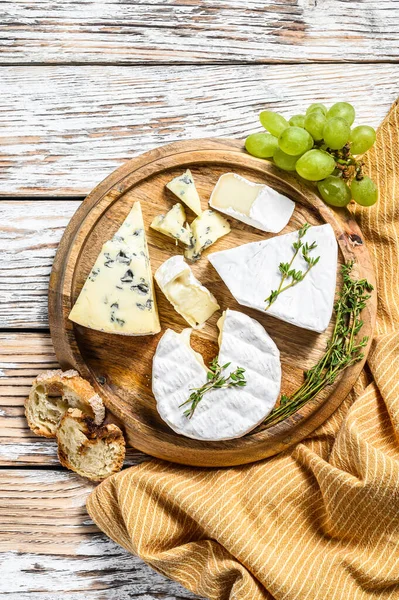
[184,209,230,262]
[155,255,219,327]
[209,172,295,233]
[209,223,337,333]
[69,202,161,336]
[166,169,202,216]
[150,203,192,246]
[152,309,281,440]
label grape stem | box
[327,142,364,181]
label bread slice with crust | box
[25,369,105,438]
[57,409,125,481]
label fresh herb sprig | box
[180,357,246,419]
[265,223,320,310]
[263,261,373,427]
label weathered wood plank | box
[0,201,80,328]
[0,64,397,195]
[1,0,399,64]
[0,469,202,599]
[0,331,149,466]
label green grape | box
[289,114,305,128]
[278,126,313,156]
[245,132,278,158]
[273,148,302,171]
[327,102,355,126]
[304,111,327,142]
[259,111,289,137]
[317,176,351,207]
[350,125,376,155]
[351,176,378,206]
[306,103,327,116]
[323,117,351,150]
[296,150,336,181]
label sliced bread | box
[25,369,105,438]
[57,408,125,481]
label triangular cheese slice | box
[209,223,337,333]
[166,169,202,216]
[150,203,192,246]
[69,202,161,336]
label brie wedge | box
[185,209,230,262]
[69,202,161,336]
[152,309,281,441]
[166,169,202,216]
[155,255,219,327]
[209,223,337,333]
[150,203,192,246]
[209,172,295,233]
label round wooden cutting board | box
[49,138,376,467]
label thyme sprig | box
[180,357,246,419]
[263,261,373,427]
[265,223,320,310]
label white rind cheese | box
[209,223,337,333]
[185,209,230,262]
[155,255,219,328]
[69,202,161,336]
[166,169,202,216]
[209,172,295,233]
[150,203,192,246]
[152,309,281,441]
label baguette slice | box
[57,409,125,481]
[26,369,105,438]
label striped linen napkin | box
[87,100,399,600]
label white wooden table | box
[1,2,398,597]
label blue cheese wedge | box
[69,202,161,336]
[150,203,192,246]
[155,255,219,327]
[166,169,202,216]
[209,172,295,233]
[185,209,231,262]
[209,223,337,333]
[152,309,281,441]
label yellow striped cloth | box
[87,100,399,600]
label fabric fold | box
[87,100,399,600]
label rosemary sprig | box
[263,261,373,427]
[265,223,320,310]
[180,357,246,419]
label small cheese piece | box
[166,169,202,216]
[155,255,219,327]
[69,202,161,336]
[185,209,231,262]
[209,223,337,333]
[152,309,281,440]
[209,172,295,233]
[150,203,192,246]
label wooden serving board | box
[49,138,376,467]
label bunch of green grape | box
[245,102,378,207]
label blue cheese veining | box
[150,203,192,246]
[69,202,161,336]
[166,169,202,216]
[185,209,231,262]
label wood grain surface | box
[1,1,397,596]
[49,138,376,466]
[0,331,148,467]
[1,0,398,64]
[0,469,202,600]
[0,64,397,195]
